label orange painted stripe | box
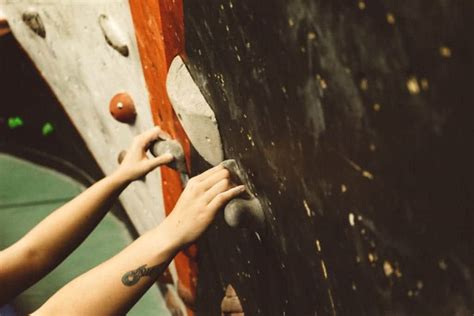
[128,0,198,314]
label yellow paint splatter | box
[360,78,368,91]
[386,12,396,24]
[438,259,448,270]
[358,1,366,10]
[362,170,374,180]
[321,260,328,279]
[373,103,381,112]
[327,288,336,315]
[303,199,312,217]
[420,78,429,91]
[407,77,420,95]
[348,213,355,226]
[316,240,322,252]
[320,79,328,90]
[416,280,424,289]
[395,267,403,278]
[383,260,394,276]
[316,74,328,90]
[341,184,347,193]
[368,252,378,263]
[288,18,294,27]
[439,46,452,58]
[307,32,316,40]
[369,144,376,152]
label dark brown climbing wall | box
[182,1,474,315]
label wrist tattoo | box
[121,262,168,286]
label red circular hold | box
[109,93,137,124]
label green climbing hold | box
[8,117,24,129]
[42,122,54,136]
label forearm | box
[23,172,128,256]
[33,220,180,316]
[9,173,129,292]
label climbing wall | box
[2,1,195,314]
[2,1,165,234]
[181,1,474,315]
[3,0,474,315]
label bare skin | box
[0,126,244,315]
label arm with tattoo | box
[0,127,173,306]
[122,261,171,287]
[32,164,245,316]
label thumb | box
[146,153,174,171]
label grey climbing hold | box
[22,9,46,38]
[221,159,265,230]
[150,139,187,173]
[224,198,265,229]
[166,55,224,166]
[98,14,129,57]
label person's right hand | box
[161,164,245,248]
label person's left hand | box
[114,127,174,182]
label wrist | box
[154,217,185,254]
[108,169,133,188]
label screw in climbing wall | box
[109,93,137,124]
[22,9,46,38]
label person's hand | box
[161,164,245,247]
[114,127,174,182]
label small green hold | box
[8,117,24,129]
[42,122,54,136]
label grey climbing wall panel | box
[2,1,167,234]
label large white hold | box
[167,56,224,166]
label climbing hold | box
[221,160,265,230]
[98,14,129,57]
[109,93,137,124]
[22,9,46,38]
[221,284,244,315]
[0,15,10,37]
[177,280,196,308]
[162,285,185,315]
[150,138,187,173]
[224,198,265,229]
[8,116,24,129]
[167,55,224,166]
[117,132,187,173]
[117,150,127,164]
[41,122,54,136]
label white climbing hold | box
[166,55,224,166]
[99,14,129,57]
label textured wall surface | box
[182,1,474,315]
